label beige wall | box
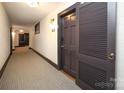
[116,2,124,89]
[32,3,75,64]
[12,25,34,49]
[0,3,11,70]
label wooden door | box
[19,34,25,46]
[24,33,29,46]
[61,12,77,77]
[76,2,116,90]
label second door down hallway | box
[0,2,124,90]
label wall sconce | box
[49,18,55,32]
[19,29,24,33]
[12,31,16,38]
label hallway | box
[0,47,80,90]
[1,2,124,90]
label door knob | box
[108,53,114,60]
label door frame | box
[75,2,117,89]
[58,2,81,70]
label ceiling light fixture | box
[27,0,39,7]
[19,29,24,33]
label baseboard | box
[29,47,59,70]
[0,53,11,79]
[15,46,20,48]
[29,47,31,49]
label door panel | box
[70,13,76,76]
[76,2,116,90]
[24,33,29,46]
[19,34,25,46]
[19,33,29,47]
[70,51,76,75]
[79,3,107,60]
[63,49,70,72]
[61,12,77,77]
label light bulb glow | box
[19,29,24,33]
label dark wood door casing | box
[10,27,12,54]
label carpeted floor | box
[0,47,81,90]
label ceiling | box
[2,2,64,26]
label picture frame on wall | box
[35,22,40,34]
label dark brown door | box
[19,33,29,47]
[19,34,25,46]
[61,12,77,77]
[76,2,116,89]
[24,33,29,46]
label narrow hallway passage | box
[0,2,121,90]
[0,47,80,90]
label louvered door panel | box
[76,2,116,90]
[79,2,107,60]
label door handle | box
[108,53,114,60]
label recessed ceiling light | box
[27,0,39,7]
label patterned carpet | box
[0,47,81,90]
